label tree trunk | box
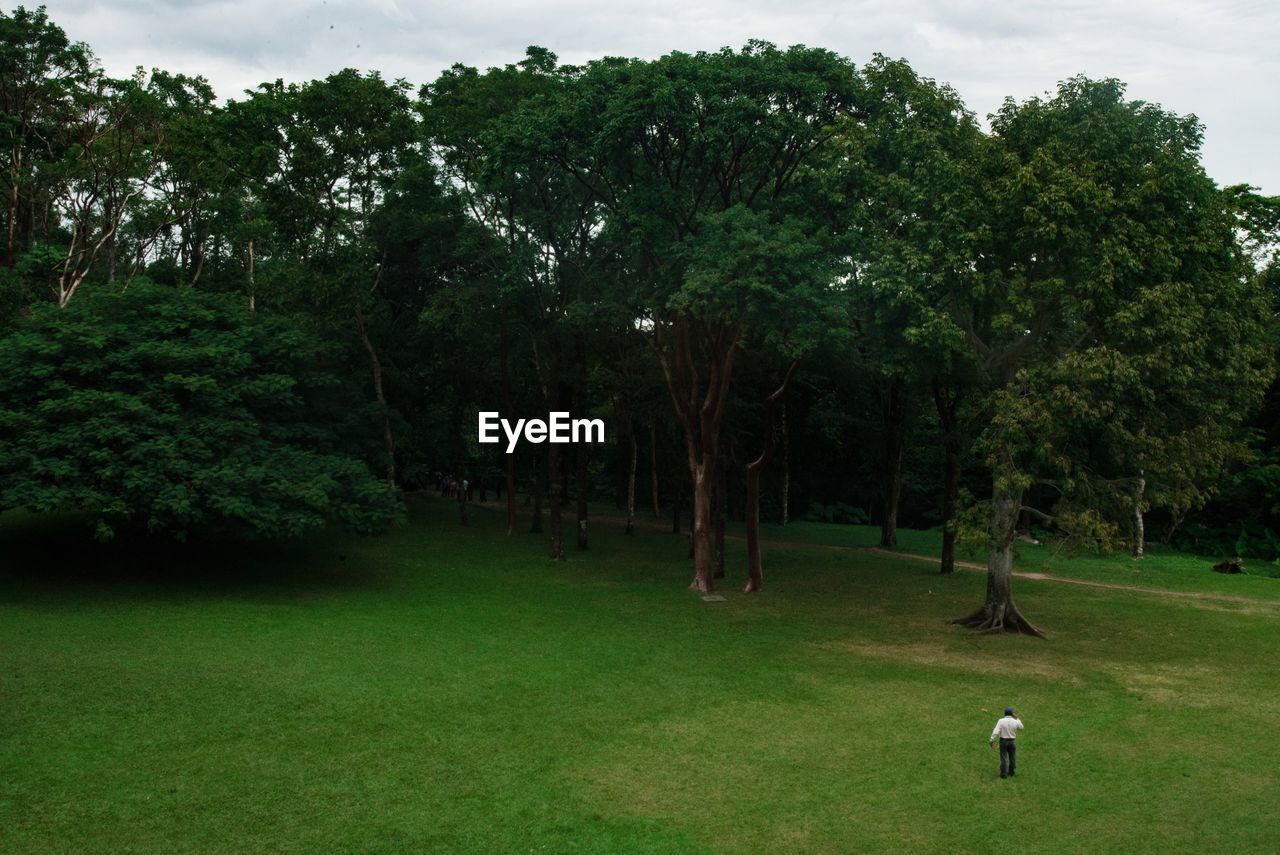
[500,318,517,536]
[626,425,637,535]
[780,404,789,526]
[575,444,589,550]
[879,375,906,548]
[246,239,255,313]
[649,314,739,593]
[952,461,1044,637]
[689,454,716,590]
[745,361,800,592]
[354,302,396,504]
[649,421,661,518]
[105,193,116,283]
[534,337,565,557]
[713,458,726,579]
[940,442,960,574]
[574,332,589,550]
[933,378,962,575]
[548,443,565,560]
[1132,473,1146,560]
[6,164,19,268]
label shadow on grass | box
[0,510,390,603]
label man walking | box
[989,707,1024,778]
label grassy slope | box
[1,499,1277,853]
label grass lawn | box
[2,497,1278,852]
[757,518,1280,597]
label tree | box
[223,70,420,502]
[425,48,615,558]
[832,56,982,556]
[555,42,861,590]
[0,280,394,539]
[0,5,92,269]
[946,78,1273,635]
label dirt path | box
[860,547,1280,609]
[464,497,1280,609]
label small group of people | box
[435,472,493,503]
[437,473,470,501]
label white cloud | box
[40,0,1280,192]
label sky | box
[37,0,1280,194]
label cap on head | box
[1004,707,1014,715]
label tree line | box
[1,7,1276,634]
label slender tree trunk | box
[940,443,960,574]
[534,340,565,556]
[190,244,206,287]
[574,333,589,550]
[626,425,637,535]
[548,443,565,560]
[745,361,799,593]
[1133,473,1146,559]
[713,458,726,579]
[952,457,1044,637]
[650,421,661,518]
[355,303,396,501]
[780,405,789,526]
[499,318,517,536]
[933,378,962,575]
[689,453,716,590]
[246,239,255,313]
[105,194,116,283]
[189,231,205,287]
[576,442,589,550]
[6,168,19,268]
[879,375,906,548]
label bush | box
[0,281,398,539]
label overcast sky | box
[38,0,1280,193]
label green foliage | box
[953,78,1274,552]
[0,281,397,539]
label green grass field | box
[3,498,1278,852]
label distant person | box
[989,707,1024,778]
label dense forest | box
[0,6,1276,634]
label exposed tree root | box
[743,580,761,594]
[951,605,1046,638]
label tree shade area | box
[0,6,1276,627]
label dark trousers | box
[999,738,1017,777]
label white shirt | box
[991,716,1024,740]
